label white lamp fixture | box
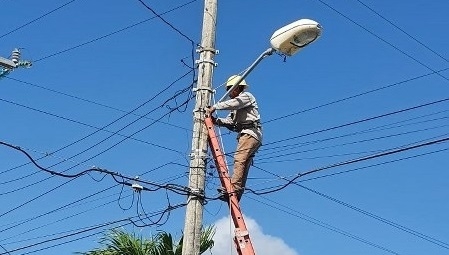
[270,19,322,56]
[217,18,322,102]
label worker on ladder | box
[206,75,262,201]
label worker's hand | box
[205,106,215,117]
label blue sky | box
[1,0,448,255]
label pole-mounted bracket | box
[192,86,214,93]
[188,188,205,200]
[195,59,218,67]
[189,148,208,160]
[196,47,219,55]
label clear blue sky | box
[1,1,448,255]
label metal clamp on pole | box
[195,59,218,67]
[196,46,219,55]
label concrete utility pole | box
[182,1,217,255]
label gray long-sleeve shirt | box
[212,91,262,142]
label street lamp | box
[218,18,322,102]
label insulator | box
[11,49,20,64]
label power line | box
[247,195,401,255]
[256,122,449,163]
[0,0,78,39]
[251,165,449,250]
[34,0,199,62]
[264,97,449,146]
[0,97,185,155]
[247,136,449,195]
[136,0,196,44]
[0,140,193,196]
[312,0,449,82]
[4,76,192,132]
[354,0,449,63]
[1,203,188,255]
[258,109,449,157]
[300,146,449,183]
[264,67,449,124]
[298,184,449,249]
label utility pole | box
[182,1,217,255]
[0,48,32,78]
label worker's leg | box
[232,134,261,200]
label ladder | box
[205,117,256,255]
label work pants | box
[232,133,261,200]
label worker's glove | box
[205,106,215,117]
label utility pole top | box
[0,48,32,78]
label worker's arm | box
[213,92,254,111]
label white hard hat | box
[226,75,248,87]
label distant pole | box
[0,48,32,78]
[182,0,217,255]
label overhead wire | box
[263,97,449,146]
[256,119,449,163]
[0,140,193,196]
[0,0,78,40]
[33,0,199,62]
[0,185,117,233]
[264,67,449,124]
[4,76,192,132]
[354,0,449,63]
[312,0,449,82]
[248,162,449,250]
[258,108,449,157]
[216,98,449,164]
[299,183,449,249]
[300,146,449,183]
[248,195,403,254]
[1,203,188,255]
[246,135,449,197]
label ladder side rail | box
[205,117,256,255]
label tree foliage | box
[77,226,215,255]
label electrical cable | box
[0,0,78,40]
[299,184,449,249]
[250,163,449,250]
[354,0,449,63]
[264,97,449,146]
[264,67,449,124]
[0,185,117,233]
[300,146,449,183]
[0,244,10,255]
[312,0,449,83]
[0,140,194,196]
[0,97,184,155]
[136,0,196,45]
[245,136,449,195]
[256,124,449,163]
[247,195,401,255]
[4,77,192,132]
[0,194,135,243]
[258,109,449,156]
[33,0,198,62]
[217,98,449,161]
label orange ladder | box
[205,117,256,255]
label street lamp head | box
[270,19,322,56]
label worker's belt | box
[235,120,261,132]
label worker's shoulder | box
[239,91,256,98]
